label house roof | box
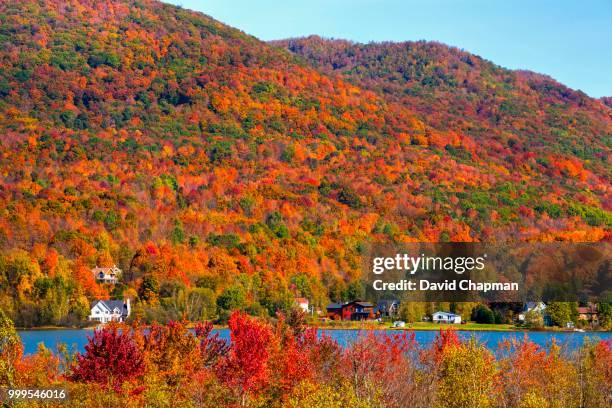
[577,306,598,314]
[327,301,374,310]
[326,303,343,310]
[352,301,373,307]
[523,302,545,312]
[295,297,309,304]
[92,300,128,315]
[92,265,121,274]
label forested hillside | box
[0,0,610,326]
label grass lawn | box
[404,322,517,331]
[312,320,519,331]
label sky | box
[166,0,612,98]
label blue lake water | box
[17,328,610,356]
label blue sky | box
[166,1,611,98]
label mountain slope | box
[0,0,609,325]
[272,36,611,176]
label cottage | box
[89,299,131,323]
[294,297,309,313]
[577,304,599,324]
[92,265,122,284]
[432,311,462,324]
[517,301,553,326]
[326,300,376,321]
[326,303,344,320]
[343,301,375,321]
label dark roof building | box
[326,300,375,321]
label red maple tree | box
[70,326,144,390]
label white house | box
[89,299,131,324]
[294,297,309,313]
[517,302,546,322]
[432,311,462,324]
[92,265,122,284]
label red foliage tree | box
[342,331,418,405]
[216,312,272,405]
[427,328,461,364]
[70,326,144,390]
[268,312,316,397]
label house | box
[432,311,462,324]
[375,299,401,318]
[577,303,599,324]
[342,301,375,321]
[294,297,309,313]
[517,302,553,326]
[92,265,122,284]
[326,300,376,321]
[517,302,547,322]
[89,299,131,324]
[326,303,344,320]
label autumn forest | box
[0,0,610,327]
[0,0,611,406]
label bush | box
[523,310,544,329]
[471,304,495,324]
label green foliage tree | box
[452,302,479,321]
[266,212,290,239]
[546,302,573,327]
[523,309,544,329]
[217,285,246,312]
[597,302,612,329]
[139,276,160,303]
[169,220,185,245]
[399,302,426,323]
[471,304,495,324]
[344,281,365,301]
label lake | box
[17,328,611,356]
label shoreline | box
[16,323,609,334]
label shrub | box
[471,304,495,324]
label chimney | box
[125,298,131,316]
